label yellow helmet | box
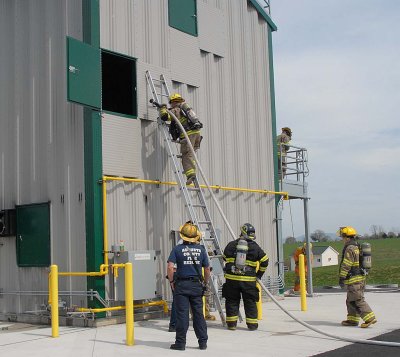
[179,221,201,243]
[337,226,357,237]
[303,242,313,250]
[169,93,184,103]
[282,127,292,136]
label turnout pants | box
[174,279,208,347]
[346,281,375,323]
[180,133,201,178]
[222,279,259,329]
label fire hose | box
[154,103,400,348]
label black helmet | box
[240,223,256,240]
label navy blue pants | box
[174,279,207,347]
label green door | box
[16,203,50,267]
[67,36,101,109]
[168,0,198,36]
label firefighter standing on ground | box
[160,93,202,185]
[222,223,269,331]
[293,243,313,292]
[277,127,292,179]
[338,226,377,328]
[167,222,210,350]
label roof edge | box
[248,0,278,31]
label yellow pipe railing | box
[299,254,307,311]
[49,265,59,338]
[76,300,168,314]
[103,176,289,200]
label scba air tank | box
[361,242,372,269]
[235,238,249,271]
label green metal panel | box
[84,108,105,308]
[16,203,50,267]
[67,36,101,109]
[82,0,105,311]
[168,0,198,36]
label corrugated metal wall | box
[0,0,86,314]
[0,0,277,313]
[100,0,277,301]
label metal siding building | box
[0,0,279,315]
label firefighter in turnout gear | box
[338,226,377,328]
[222,223,269,331]
[160,93,203,185]
[276,127,292,179]
[293,243,313,292]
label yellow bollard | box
[125,263,134,346]
[256,262,262,320]
[50,265,59,337]
[299,254,307,311]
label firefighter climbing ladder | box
[145,70,228,325]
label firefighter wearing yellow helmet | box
[159,93,203,185]
[338,226,377,328]
[276,127,292,179]
[292,242,313,292]
[167,222,210,350]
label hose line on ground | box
[165,108,400,348]
[257,278,400,348]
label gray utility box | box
[114,250,156,301]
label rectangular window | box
[101,51,137,118]
[168,0,198,36]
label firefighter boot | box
[361,318,377,328]
[186,175,196,185]
[227,322,237,331]
[341,320,358,327]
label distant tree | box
[382,232,388,239]
[310,229,330,242]
[387,231,396,239]
[370,225,385,239]
[285,236,297,244]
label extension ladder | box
[145,70,227,325]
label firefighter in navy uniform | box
[338,226,377,328]
[222,223,269,331]
[167,222,210,351]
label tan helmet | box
[303,242,313,250]
[179,221,201,243]
[337,226,357,237]
[169,93,184,104]
[282,127,292,136]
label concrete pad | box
[0,290,399,356]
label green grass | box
[283,238,400,288]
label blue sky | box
[271,0,400,237]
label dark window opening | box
[101,51,137,117]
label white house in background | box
[290,246,340,271]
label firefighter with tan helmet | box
[167,221,210,350]
[277,127,292,178]
[160,93,203,185]
[338,226,377,328]
[222,223,269,331]
[293,242,313,292]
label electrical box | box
[0,209,16,237]
[114,250,157,301]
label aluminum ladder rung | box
[197,220,211,225]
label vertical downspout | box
[82,0,105,309]
[267,24,284,294]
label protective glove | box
[159,105,169,121]
[339,277,345,289]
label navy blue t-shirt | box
[168,243,209,278]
